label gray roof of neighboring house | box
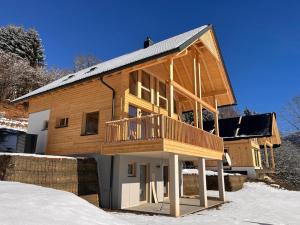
[13,24,235,103]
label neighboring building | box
[204,113,281,178]
[0,128,37,153]
[13,24,237,217]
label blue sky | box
[1,0,299,130]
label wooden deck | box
[123,197,224,216]
[103,114,224,159]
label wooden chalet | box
[14,24,236,217]
[204,113,281,178]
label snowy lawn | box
[113,182,300,225]
[0,181,299,225]
[0,181,127,225]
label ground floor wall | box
[112,155,169,209]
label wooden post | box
[137,70,142,98]
[198,158,208,207]
[193,53,199,128]
[167,59,174,117]
[197,56,203,129]
[180,161,184,197]
[214,97,219,136]
[270,145,275,169]
[217,160,225,201]
[169,153,180,217]
[264,143,270,168]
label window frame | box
[56,117,69,128]
[128,163,136,177]
[81,111,100,136]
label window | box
[83,112,99,135]
[141,71,151,102]
[56,118,68,128]
[159,81,167,109]
[129,71,138,96]
[42,120,48,130]
[128,163,136,177]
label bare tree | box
[0,50,69,101]
[74,55,101,72]
[280,94,300,133]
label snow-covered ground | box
[0,181,127,225]
[0,181,299,225]
[182,168,241,176]
[114,182,300,225]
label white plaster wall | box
[113,155,166,209]
[27,110,50,154]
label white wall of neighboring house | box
[112,155,166,209]
[27,110,50,154]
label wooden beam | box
[167,59,174,117]
[193,52,199,128]
[264,143,270,168]
[214,96,219,136]
[202,89,228,98]
[170,80,217,113]
[197,54,203,130]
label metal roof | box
[13,24,235,103]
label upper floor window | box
[159,81,167,109]
[82,111,99,135]
[141,71,151,102]
[56,117,69,128]
[129,71,138,96]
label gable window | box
[56,118,69,128]
[141,71,151,102]
[129,71,138,96]
[83,112,99,135]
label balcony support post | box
[169,153,180,217]
[264,142,270,168]
[217,160,225,201]
[198,157,208,207]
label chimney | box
[144,37,154,48]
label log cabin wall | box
[28,73,127,155]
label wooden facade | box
[23,27,235,159]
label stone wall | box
[0,154,99,205]
[183,174,247,195]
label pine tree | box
[0,25,45,67]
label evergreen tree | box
[0,25,45,67]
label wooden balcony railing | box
[105,114,224,153]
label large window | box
[83,112,99,135]
[128,70,168,110]
[129,71,138,96]
[141,71,151,102]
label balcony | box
[103,114,224,159]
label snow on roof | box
[14,25,209,102]
[0,117,28,132]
